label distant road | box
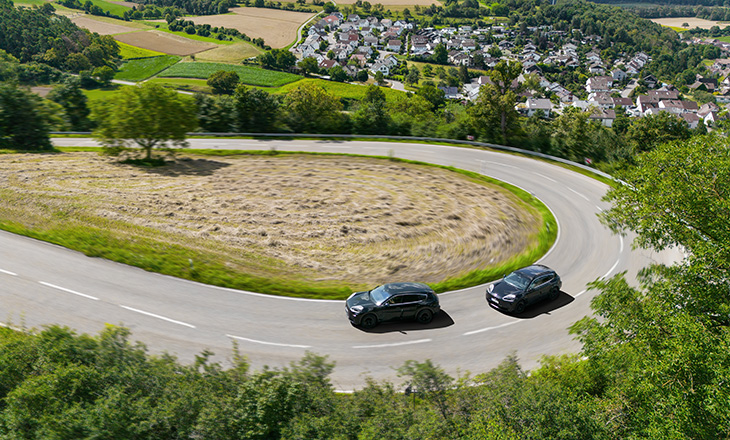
[1,138,680,391]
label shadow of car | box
[356,310,455,333]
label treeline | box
[630,4,730,20]
[0,0,119,73]
[127,0,232,16]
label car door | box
[380,295,405,321]
[398,294,424,319]
[526,275,549,304]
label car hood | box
[346,291,373,308]
[490,281,523,298]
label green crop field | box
[118,42,165,60]
[115,55,182,81]
[158,62,301,87]
[269,78,406,101]
[87,0,131,17]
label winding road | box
[1,139,680,390]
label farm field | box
[114,30,218,56]
[269,78,407,100]
[115,55,182,81]
[0,152,545,296]
[158,61,302,87]
[194,42,261,63]
[335,0,439,4]
[69,14,141,34]
[187,7,317,49]
[651,17,730,30]
[118,41,165,59]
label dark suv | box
[486,264,562,314]
[346,282,440,329]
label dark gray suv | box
[486,264,562,314]
[346,282,440,329]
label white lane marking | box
[567,187,590,201]
[227,334,311,348]
[463,320,519,336]
[120,305,196,329]
[39,281,99,301]
[534,172,557,183]
[574,289,587,298]
[602,259,620,280]
[352,338,431,349]
[0,268,17,276]
[486,161,518,169]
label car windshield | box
[369,285,391,305]
[504,272,530,289]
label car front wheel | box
[513,301,526,315]
[549,286,560,301]
[360,313,378,329]
[416,309,434,324]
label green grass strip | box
[115,55,182,81]
[158,62,301,87]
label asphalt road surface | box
[1,139,680,391]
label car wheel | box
[549,286,560,301]
[360,313,378,329]
[416,309,434,324]
[513,301,526,315]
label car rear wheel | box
[416,309,434,324]
[549,286,560,301]
[360,313,378,329]
[513,301,526,315]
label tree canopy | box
[90,83,197,161]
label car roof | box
[514,264,555,279]
[382,282,434,295]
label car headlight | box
[503,294,516,301]
[350,305,364,314]
[487,284,494,293]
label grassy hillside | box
[158,62,302,87]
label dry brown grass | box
[193,42,262,63]
[187,7,316,49]
[113,30,218,56]
[70,15,141,35]
[0,152,540,287]
[651,17,729,29]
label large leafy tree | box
[0,82,52,150]
[570,134,730,438]
[233,85,279,133]
[353,85,391,134]
[47,78,92,131]
[283,82,347,133]
[90,83,197,160]
[468,61,522,144]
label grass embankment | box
[158,62,302,87]
[0,149,556,299]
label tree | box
[374,70,385,85]
[625,111,690,154]
[91,65,115,86]
[233,85,279,133]
[431,43,448,64]
[0,83,53,150]
[283,82,347,133]
[405,67,420,85]
[195,93,236,132]
[90,83,197,161]
[47,78,92,131]
[298,57,319,76]
[353,84,391,134]
[467,60,522,144]
[207,70,240,94]
[416,83,445,111]
[328,65,348,82]
[569,134,730,439]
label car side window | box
[532,275,549,288]
[403,294,425,303]
[388,295,404,305]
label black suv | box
[346,282,440,329]
[486,264,562,314]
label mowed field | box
[651,17,730,30]
[187,7,316,48]
[70,15,140,35]
[114,30,218,56]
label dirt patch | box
[651,17,730,30]
[70,15,140,35]
[0,152,540,287]
[113,30,217,55]
[187,7,316,49]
